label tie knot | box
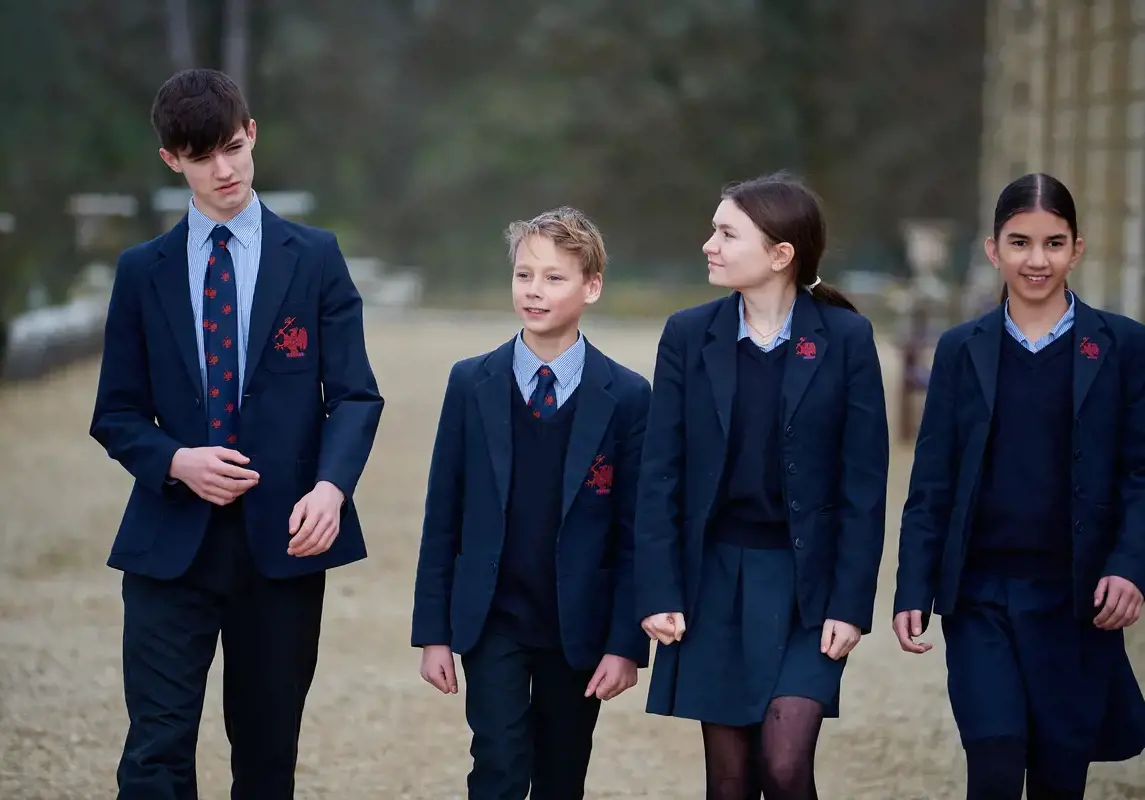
[213,225,233,247]
[536,365,554,383]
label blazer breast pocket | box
[262,302,317,374]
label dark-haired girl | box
[635,172,890,799]
[893,172,1145,799]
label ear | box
[771,241,795,273]
[246,119,257,148]
[159,147,182,174]
[984,237,1000,270]
[583,272,603,305]
[1069,236,1085,269]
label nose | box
[703,234,719,255]
[525,276,544,298]
[1029,245,1050,268]
[213,153,235,178]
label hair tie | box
[805,276,822,293]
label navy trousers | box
[115,503,326,800]
[461,629,602,800]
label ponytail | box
[806,276,859,313]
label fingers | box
[585,664,608,698]
[820,622,833,654]
[1095,588,1133,630]
[443,657,458,694]
[213,447,250,464]
[289,514,338,556]
[216,461,261,481]
[1094,576,1109,608]
[826,631,853,660]
[422,663,452,694]
[198,478,257,506]
[893,612,932,654]
[641,614,677,646]
[910,610,924,638]
[670,612,686,641]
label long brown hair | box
[721,172,858,312]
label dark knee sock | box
[965,737,1026,800]
[701,723,761,800]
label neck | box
[522,327,579,363]
[741,282,797,335]
[1007,289,1070,341]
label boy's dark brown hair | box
[150,68,251,158]
[504,206,608,279]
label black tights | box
[965,737,1086,800]
[701,696,824,800]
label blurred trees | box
[0,0,986,314]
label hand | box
[820,619,861,660]
[585,654,638,701]
[288,480,345,557]
[641,612,686,646]
[1094,575,1144,630]
[420,645,458,694]
[169,447,259,505]
[892,610,933,654]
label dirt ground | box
[1,309,1143,799]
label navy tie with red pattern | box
[202,225,240,447]
[528,365,558,419]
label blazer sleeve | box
[1105,325,1145,593]
[893,330,961,625]
[89,251,185,495]
[825,317,890,634]
[634,314,688,621]
[605,376,653,666]
[315,234,384,499]
[410,362,468,647]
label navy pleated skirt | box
[941,571,1145,790]
[645,541,846,726]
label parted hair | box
[504,206,608,279]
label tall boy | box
[89,68,382,798]
[411,207,651,799]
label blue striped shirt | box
[512,331,585,407]
[738,295,795,352]
[186,190,263,395]
[1003,291,1075,353]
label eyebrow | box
[712,221,736,231]
[1006,231,1068,241]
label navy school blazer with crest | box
[409,335,652,670]
[634,291,891,634]
[89,204,383,581]
[893,296,1145,629]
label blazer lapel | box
[781,292,827,427]
[475,339,516,514]
[561,343,616,522]
[150,217,203,396]
[966,306,1004,416]
[1071,298,1110,418]
[701,294,740,438]
[244,205,299,385]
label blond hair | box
[504,206,607,279]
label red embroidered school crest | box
[1079,336,1099,360]
[274,316,309,358]
[585,454,614,496]
[794,337,817,359]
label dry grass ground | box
[1,309,1142,798]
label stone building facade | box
[972,0,1145,317]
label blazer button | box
[790,500,800,512]
[1075,521,1084,533]
[785,426,794,437]
[1073,449,1081,460]
[195,398,201,408]
[794,538,804,549]
[490,561,498,572]
[787,463,797,475]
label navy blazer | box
[894,298,1145,627]
[410,336,652,671]
[90,205,383,580]
[635,291,890,634]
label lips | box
[1022,275,1049,284]
[524,307,549,314]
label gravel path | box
[1,311,1142,798]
